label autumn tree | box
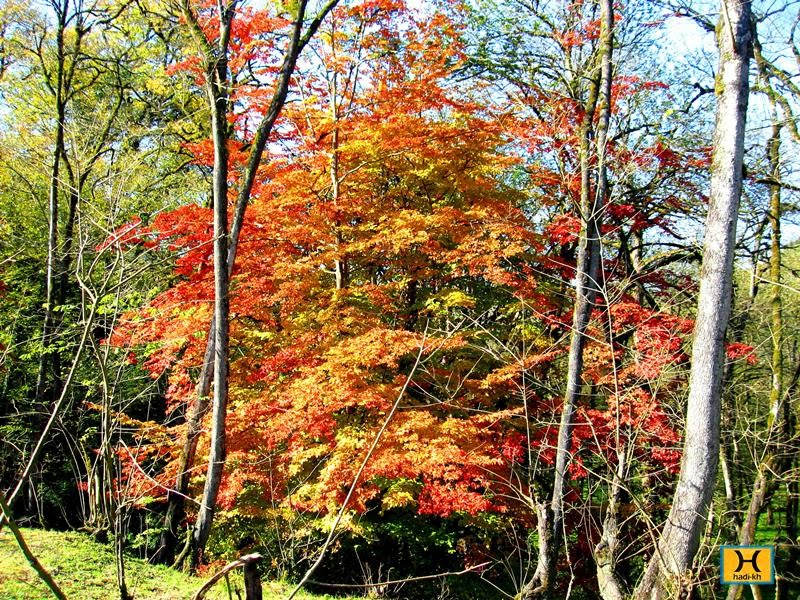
[104,4,711,598]
[108,0,548,589]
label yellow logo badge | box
[720,546,774,585]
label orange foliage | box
[107,0,693,529]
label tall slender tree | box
[514,1,615,596]
[636,1,752,597]
[35,0,84,406]
[161,0,340,568]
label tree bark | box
[589,8,625,597]
[165,0,341,568]
[35,0,70,407]
[187,0,235,568]
[595,457,627,600]
[635,2,751,597]
[547,0,613,595]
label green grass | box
[0,527,351,600]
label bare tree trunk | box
[114,500,130,600]
[765,97,784,456]
[34,0,94,407]
[162,0,340,567]
[187,0,235,568]
[36,113,64,404]
[156,338,212,565]
[586,5,624,598]
[635,2,751,597]
[547,0,613,595]
[35,1,69,406]
[517,502,554,598]
[331,116,347,290]
[328,64,348,290]
[595,452,627,600]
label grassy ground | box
[0,527,349,600]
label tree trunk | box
[517,502,554,598]
[547,0,613,595]
[161,0,340,565]
[156,334,213,565]
[585,4,626,598]
[188,0,235,567]
[331,107,348,291]
[595,444,627,600]
[35,2,68,406]
[635,2,751,597]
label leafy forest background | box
[0,0,798,598]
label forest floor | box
[0,527,351,600]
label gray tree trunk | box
[188,0,236,568]
[165,0,340,568]
[549,0,613,594]
[635,1,751,597]
[583,4,626,599]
